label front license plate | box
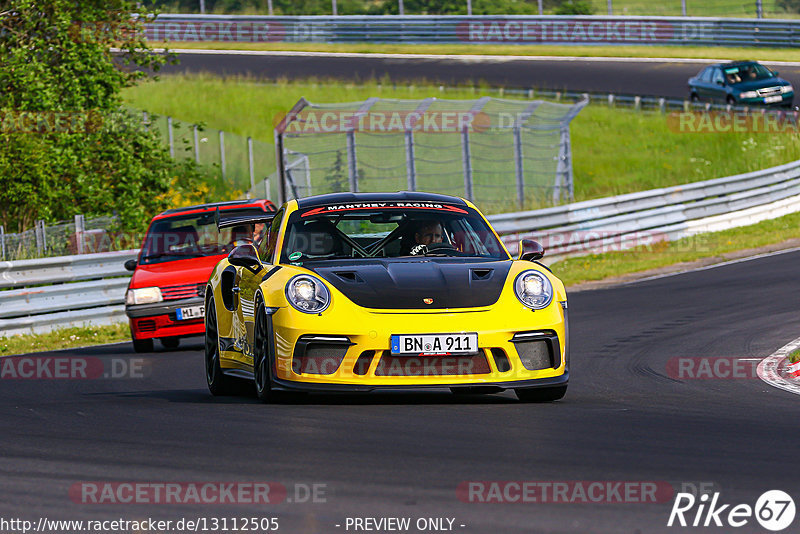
[764,95,783,104]
[176,305,204,320]
[391,333,478,355]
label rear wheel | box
[726,95,737,106]
[515,385,567,403]
[160,336,180,349]
[253,303,274,403]
[205,296,236,396]
[690,92,699,103]
[131,336,153,353]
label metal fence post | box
[659,98,666,114]
[193,124,200,163]
[538,0,543,15]
[513,126,525,210]
[35,220,46,255]
[265,177,271,201]
[346,130,359,193]
[74,214,85,254]
[607,0,612,15]
[275,130,287,205]
[167,116,174,158]
[461,127,473,202]
[681,0,687,16]
[634,96,641,111]
[757,0,763,18]
[142,111,148,131]
[248,136,255,198]
[404,130,417,191]
[219,130,226,182]
[0,225,5,261]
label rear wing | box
[215,208,276,230]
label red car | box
[124,199,276,352]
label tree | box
[0,0,211,232]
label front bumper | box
[255,302,569,388]
[126,297,205,340]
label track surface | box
[162,51,800,98]
[2,251,800,533]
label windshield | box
[724,63,774,84]
[140,208,268,265]
[280,203,509,263]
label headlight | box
[514,270,553,310]
[286,275,330,314]
[739,91,758,99]
[781,85,793,94]
[125,287,163,305]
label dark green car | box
[688,61,794,109]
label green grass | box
[149,41,800,62]
[0,323,130,357]
[551,209,800,286]
[789,349,800,364]
[589,0,796,17]
[121,74,800,211]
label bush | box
[778,0,800,13]
[0,0,216,233]
[554,0,596,15]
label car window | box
[140,208,268,265]
[699,67,713,82]
[712,69,725,85]
[258,207,285,264]
[280,203,509,263]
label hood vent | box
[333,271,365,283]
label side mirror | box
[773,70,779,76]
[228,244,261,270]
[519,239,545,262]
[716,80,725,86]
[124,259,137,271]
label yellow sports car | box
[204,192,569,402]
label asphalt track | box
[161,50,800,99]
[2,250,800,533]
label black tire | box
[205,295,237,396]
[690,92,699,102]
[726,95,736,106]
[160,336,180,349]
[253,303,275,403]
[515,385,567,403]
[131,336,154,353]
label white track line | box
[757,335,800,396]
[153,48,800,67]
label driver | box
[409,220,444,255]
[414,220,444,246]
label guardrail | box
[492,159,800,262]
[144,15,800,48]
[0,250,136,336]
[2,159,800,336]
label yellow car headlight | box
[514,271,553,310]
[125,287,163,305]
[286,275,330,314]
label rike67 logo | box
[668,490,796,531]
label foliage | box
[554,0,595,15]
[778,0,800,13]
[0,0,213,232]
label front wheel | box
[515,385,567,403]
[205,295,237,396]
[726,95,737,106]
[160,336,180,349]
[253,303,275,402]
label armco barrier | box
[144,15,800,48]
[2,159,800,336]
[0,250,136,336]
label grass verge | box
[122,74,800,208]
[790,349,800,364]
[551,209,800,286]
[0,323,130,357]
[149,41,800,63]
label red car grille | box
[375,352,491,376]
[161,283,204,300]
[138,320,157,333]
